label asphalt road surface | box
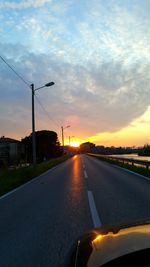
[0,154,150,266]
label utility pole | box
[61,126,64,153]
[31,81,54,166]
[61,125,70,154]
[31,83,36,166]
[69,135,74,146]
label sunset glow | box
[87,106,150,147]
[70,141,80,148]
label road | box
[0,154,150,266]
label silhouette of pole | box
[61,125,70,154]
[31,82,55,166]
[69,135,74,146]
[61,126,64,153]
[31,83,36,166]
[69,136,70,146]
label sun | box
[70,141,80,147]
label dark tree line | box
[138,144,150,156]
[22,130,62,162]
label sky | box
[0,0,150,147]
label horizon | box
[0,131,149,149]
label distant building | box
[0,136,25,165]
[80,142,96,153]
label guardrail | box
[88,153,150,170]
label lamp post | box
[69,136,75,146]
[61,125,70,153]
[31,81,55,166]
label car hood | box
[88,222,150,266]
[68,220,150,267]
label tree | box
[138,144,150,156]
[22,130,62,162]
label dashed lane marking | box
[84,170,88,179]
[87,190,102,228]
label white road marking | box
[83,164,85,169]
[113,164,150,182]
[87,190,102,228]
[0,165,60,200]
[81,155,86,166]
[84,170,88,179]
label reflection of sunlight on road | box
[67,155,84,206]
[72,155,80,186]
[64,155,91,231]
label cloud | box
[0,44,150,140]
[0,0,51,9]
[64,115,80,127]
[0,0,150,141]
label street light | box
[69,136,75,146]
[61,125,70,153]
[34,82,55,91]
[31,81,55,166]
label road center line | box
[87,190,102,228]
[84,170,88,178]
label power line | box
[0,55,30,88]
[0,54,61,132]
[35,94,60,130]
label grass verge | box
[0,155,71,197]
[89,154,150,179]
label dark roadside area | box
[0,155,72,197]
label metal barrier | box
[88,153,150,170]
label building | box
[0,136,25,166]
[80,142,96,153]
